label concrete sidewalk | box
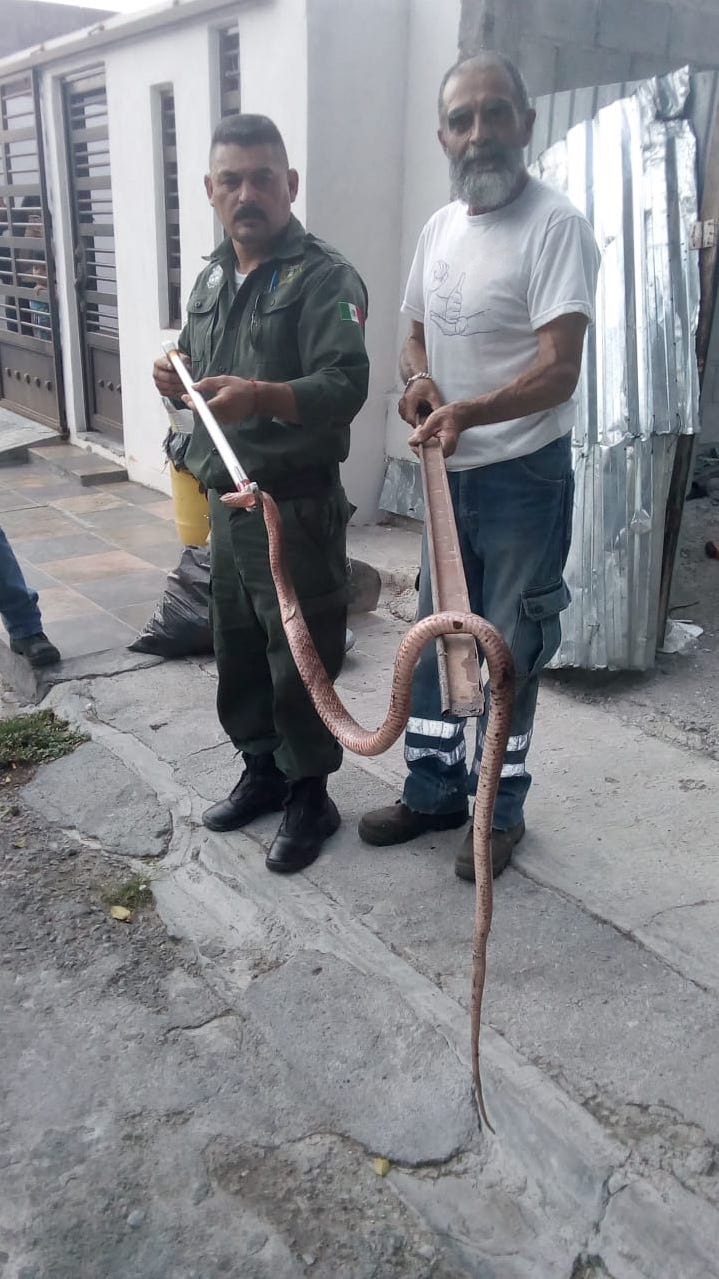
[0,451,178,672]
[4,603,716,1278]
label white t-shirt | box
[234,268,247,292]
[402,176,601,469]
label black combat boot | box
[265,776,340,874]
[202,753,287,832]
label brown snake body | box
[162,335,515,1126]
[229,488,516,1129]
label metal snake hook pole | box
[162,342,259,507]
[159,342,515,1131]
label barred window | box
[159,88,181,329]
[65,70,118,340]
[0,74,48,341]
[218,25,240,118]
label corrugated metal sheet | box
[530,67,719,447]
[533,69,701,669]
[529,68,719,201]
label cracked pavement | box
[1,597,719,1278]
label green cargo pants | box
[208,486,349,780]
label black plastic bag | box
[163,426,193,471]
[129,546,213,658]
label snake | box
[223,487,516,1130]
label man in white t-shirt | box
[360,52,600,879]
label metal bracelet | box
[404,371,433,392]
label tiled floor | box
[0,455,187,661]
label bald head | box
[438,52,531,121]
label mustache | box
[233,206,267,223]
[459,145,512,169]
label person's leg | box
[0,527,42,640]
[226,489,349,872]
[0,528,60,667]
[230,492,347,781]
[401,530,474,815]
[457,435,574,878]
[201,492,286,832]
[358,475,481,845]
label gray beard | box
[450,147,525,211]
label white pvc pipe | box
[161,341,257,499]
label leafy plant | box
[0,709,88,768]
[102,875,153,912]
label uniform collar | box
[205,214,307,272]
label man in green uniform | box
[152,114,369,873]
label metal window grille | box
[219,25,240,118]
[65,71,118,340]
[159,89,181,328]
[63,67,122,437]
[0,74,45,340]
[0,70,64,430]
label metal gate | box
[0,70,65,431]
[64,68,122,441]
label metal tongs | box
[161,341,259,509]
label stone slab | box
[21,740,172,858]
[0,407,56,456]
[0,636,162,703]
[244,949,478,1166]
[159,847,623,1255]
[517,689,719,993]
[597,1175,719,1279]
[296,763,719,1151]
[29,443,128,487]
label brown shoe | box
[358,800,468,847]
[454,820,525,882]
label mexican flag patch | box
[339,301,365,326]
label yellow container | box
[169,462,209,546]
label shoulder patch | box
[338,301,365,327]
[207,264,224,288]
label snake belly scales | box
[224,488,515,1129]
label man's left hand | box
[408,402,468,458]
[187,375,256,423]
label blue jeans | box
[403,434,574,830]
[0,527,42,640]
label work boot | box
[202,753,286,832]
[265,777,340,874]
[10,631,61,668]
[358,799,468,846]
[454,819,526,882]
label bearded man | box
[359,53,600,879]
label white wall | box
[34,0,461,509]
[105,19,217,491]
[305,0,410,522]
[105,0,309,492]
[386,0,460,464]
[239,0,308,220]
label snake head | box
[220,484,259,510]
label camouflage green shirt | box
[179,215,369,492]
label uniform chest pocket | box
[186,297,218,374]
[250,292,301,376]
